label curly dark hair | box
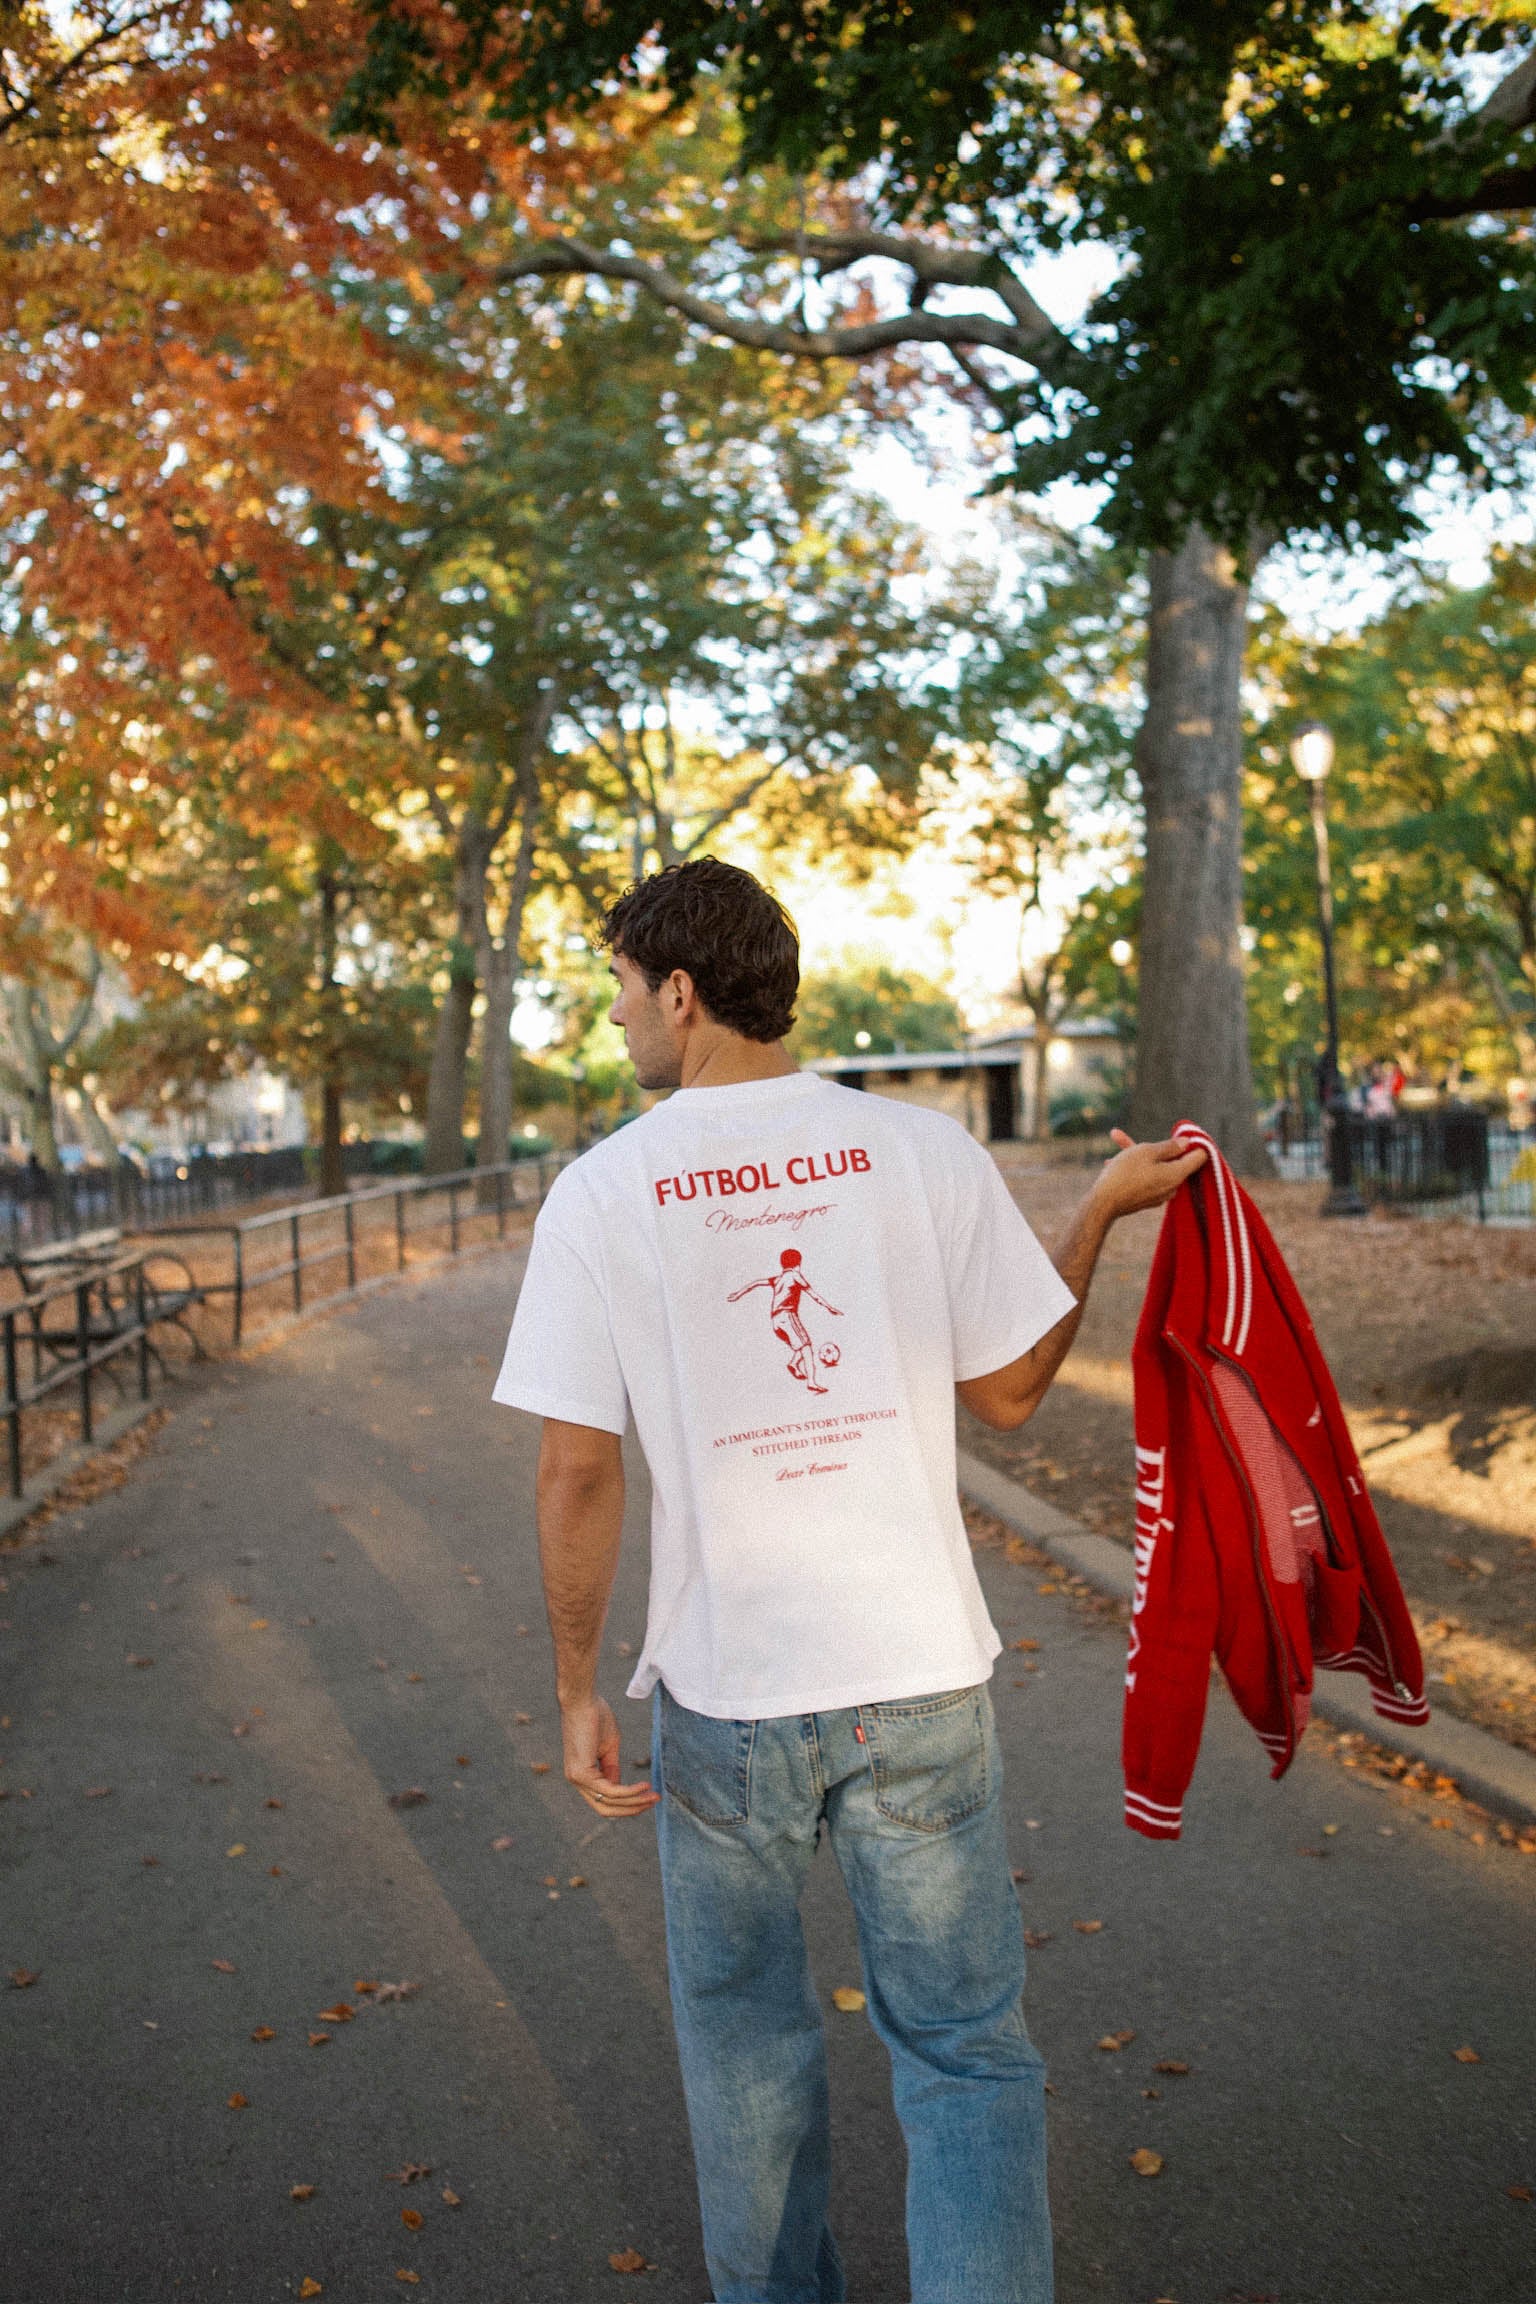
[600,858,799,1044]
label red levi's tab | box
[1122,1122,1428,1841]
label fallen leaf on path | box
[608,2248,656,2274]
[514,1712,532,1724]
[84,1786,112,1799]
[8,1968,40,1989]
[830,1987,866,2013]
[268,1865,283,1877]
[226,1844,247,1858]
[1142,2087,1161,2100]
[401,2207,424,2230]
[353,1980,379,1995]
[211,1959,236,1974]
[316,2004,355,2024]
[125,1654,153,1669]
[396,2274,421,2286]
[1096,2031,1136,2052]
[454,1755,471,1768]
[1453,2046,1481,2063]
[372,1656,389,1669]
[1322,1823,1339,1836]
[388,1788,430,1809]
[1073,1920,1104,1934]
[232,1725,249,1739]
[1431,1817,1455,1831]
[1128,2148,1163,2178]
[251,2026,277,2043]
[530,1762,551,1775]
[1023,1931,1053,1949]
[290,2184,315,2201]
[374,1980,419,2002]
[1010,1638,1040,1652]
[441,2187,462,2207]
[386,2163,433,2184]
[248,1620,269,1632]
[568,1875,587,1889]
[1297,1845,1328,1859]
[264,1797,283,1809]
[1010,1868,1030,1884]
[1507,2186,1533,2203]
[1153,2060,1191,2076]
[298,2280,323,2298]
[516,1625,529,1636]
[226,2093,248,2109]
[142,1855,159,1867]
[491,1836,515,1852]
[406,1673,424,1684]
[308,2032,330,2047]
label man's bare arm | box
[956,1130,1207,1433]
[536,1418,658,1817]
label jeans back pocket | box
[861,1685,991,1833]
[658,1687,755,1827]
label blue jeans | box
[653,1680,1052,2304]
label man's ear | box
[667,967,699,1021]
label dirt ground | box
[965,1146,1536,1756]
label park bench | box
[1,1227,206,1387]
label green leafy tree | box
[1247,549,1536,1096]
[347,3,1536,1167]
[791,960,963,1061]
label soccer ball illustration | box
[819,1342,841,1368]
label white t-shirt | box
[493,1071,1075,1719]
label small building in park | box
[808,1019,1123,1145]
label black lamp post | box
[1289,721,1366,1216]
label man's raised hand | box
[559,1693,660,1818]
[1090,1128,1208,1222]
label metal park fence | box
[147,1156,573,1346]
[1,1247,200,1500]
[1,1157,571,1504]
[1269,1108,1536,1222]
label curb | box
[957,1446,1536,1830]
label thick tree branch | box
[1410,160,1536,219]
[740,229,1067,357]
[493,237,1069,372]
[1471,48,1536,134]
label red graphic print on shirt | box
[727,1249,845,1396]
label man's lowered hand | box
[560,1693,659,1818]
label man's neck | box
[677,1033,798,1090]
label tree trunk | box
[422,819,491,1175]
[1129,525,1271,1172]
[317,863,347,1199]
[476,804,539,1188]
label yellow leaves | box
[1072,1919,1104,1935]
[401,2207,424,2230]
[297,2281,323,2298]
[290,2184,315,2202]
[316,2003,355,2024]
[1128,2147,1164,2178]
[609,2247,657,2273]
[226,2092,249,2109]
[1453,2046,1481,2063]
[1096,2030,1136,2052]
[250,2025,277,2043]
[830,1986,866,2013]
[226,1844,247,1858]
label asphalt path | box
[1,1245,1532,2304]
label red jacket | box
[1124,1123,1427,1841]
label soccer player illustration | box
[728,1248,844,1394]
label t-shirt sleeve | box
[491,1196,629,1435]
[944,1138,1077,1381]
